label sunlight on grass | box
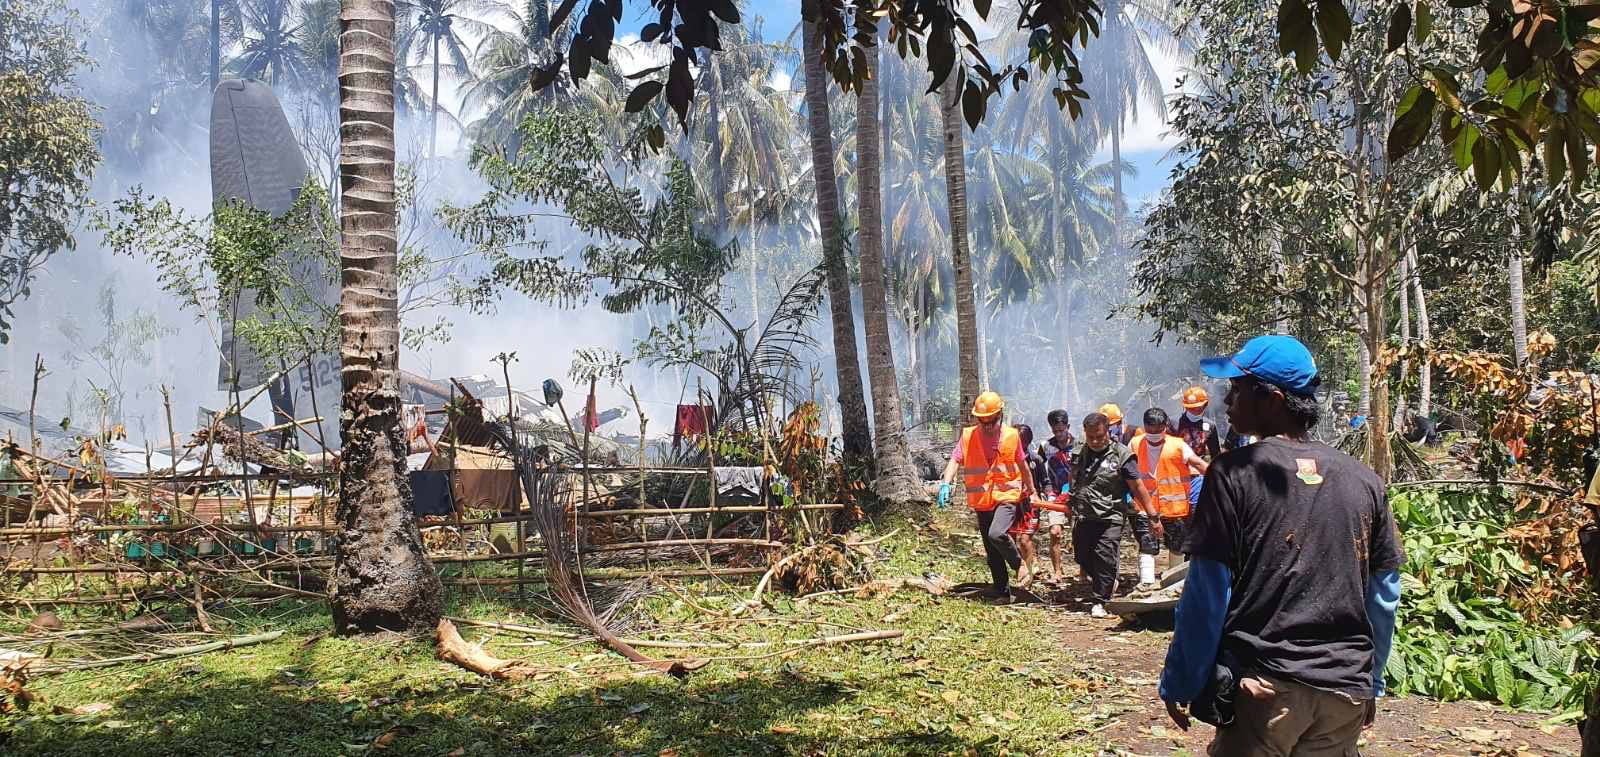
[2,512,1112,755]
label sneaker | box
[1090,604,1108,619]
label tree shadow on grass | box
[3,647,982,756]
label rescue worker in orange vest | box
[1133,407,1209,589]
[940,391,1037,600]
[1100,403,1135,445]
[1173,386,1223,461]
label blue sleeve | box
[1366,569,1401,697]
[1159,558,1232,703]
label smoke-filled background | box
[3,0,1213,449]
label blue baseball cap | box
[1200,335,1320,396]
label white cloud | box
[1105,43,1188,156]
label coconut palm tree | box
[332,0,443,635]
[690,21,796,234]
[402,0,501,157]
[463,0,569,151]
[855,28,921,502]
[939,71,981,412]
[234,0,313,88]
[799,0,871,459]
[1085,0,1190,225]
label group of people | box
[940,335,1405,756]
[939,388,1221,618]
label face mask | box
[1185,410,1203,423]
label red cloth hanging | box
[673,404,715,442]
[584,386,599,432]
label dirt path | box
[1030,578,1581,756]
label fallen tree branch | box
[435,619,536,681]
[28,630,284,675]
[617,629,903,651]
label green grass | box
[1,513,1105,756]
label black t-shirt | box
[1187,437,1405,697]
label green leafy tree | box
[0,0,100,343]
[446,110,821,430]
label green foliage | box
[1287,1,1600,191]
[96,184,340,367]
[448,110,734,328]
[450,109,824,431]
[0,0,100,343]
[1387,488,1597,714]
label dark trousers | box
[1073,518,1122,602]
[976,504,1023,592]
[1160,516,1190,554]
[1132,512,1160,555]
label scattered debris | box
[854,574,954,600]
[434,619,535,682]
[23,612,63,634]
[27,629,284,675]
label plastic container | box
[125,542,146,559]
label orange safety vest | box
[1135,435,1193,518]
[959,425,1024,512]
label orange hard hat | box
[1182,386,1210,410]
[1098,403,1124,424]
[972,391,1005,418]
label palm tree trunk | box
[1409,247,1431,417]
[332,0,443,635]
[801,5,871,459]
[1047,116,1064,261]
[1110,115,1125,238]
[940,76,980,416]
[708,92,729,231]
[429,28,440,158]
[746,164,760,325]
[856,34,921,502]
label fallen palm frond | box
[750,532,886,606]
[506,441,703,677]
[24,630,283,675]
[1336,427,1432,481]
[444,616,902,651]
[1,659,37,713]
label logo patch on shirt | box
[1295,458,1324,485]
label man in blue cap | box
[1158,335,1404,755]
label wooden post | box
[627,385,648,568]
[698,380,716,542]
[496,356,525,600]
